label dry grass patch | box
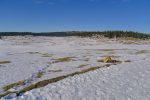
[20,75,67,94]
[36,72,44,78]
[3,80,25,92]
[28,52,40,54]
[101,55,120,58]
[48,70,62,72]
[0,61,11,64]
[77,64,88,68]
[0,91,12,99]
[28,52,53,57]
[97,49,116,52]
[41,53,53,57]
[52,57,75,63]
[98,56,122,64]
[19,64,111,94]
[96,49,129,52]
[0,64,114,98]
[124,60,131,62]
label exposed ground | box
[0,36,150,100]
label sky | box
[0,0,150,33]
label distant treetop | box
[0,31,150,39]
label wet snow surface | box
[0,36,150,100]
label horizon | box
[0,30,149,34]
[0,0,150,33]
[0,30,149,35]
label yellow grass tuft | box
[98,56,122,64]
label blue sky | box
[0,0,150,33]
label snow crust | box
[0,36,150,100]
[10,60,150,100]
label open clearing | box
[0,36,150,100]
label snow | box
[4,60,150,100]
[0,36,150,100]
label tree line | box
[0,31,150,39]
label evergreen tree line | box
[0,31,150,39]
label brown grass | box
[0,64,115,98]
[19,64,111,94]
[77,64,88,68]
[95,49,130,52]
[124,60,131,62]
[3,80,25,92]
[48,70,62,72]
[28,52,40,54]
[52,57,75,63]
[98,59,122,64]
[100,55,120,58]
[0,61,11,64]
[36,72,44,78]
[97,49,116,52]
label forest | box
[0,31,150,39]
